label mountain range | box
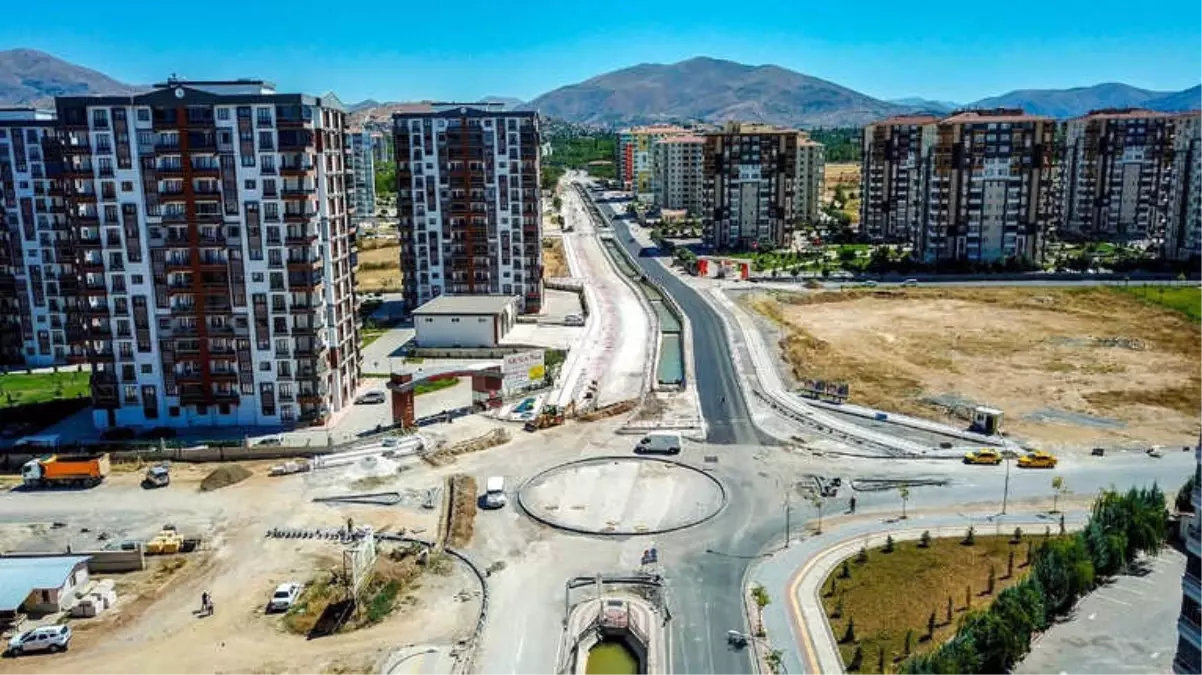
[1,49,1197,129]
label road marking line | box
[788,548,826,674]
[1093,593,1132,607]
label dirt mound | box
[200,465,253,492]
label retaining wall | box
[2,546,146,573]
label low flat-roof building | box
[412,295,519,348]
[0,555,91,622]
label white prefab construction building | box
[55,78,361,429]
[412,295,518,348]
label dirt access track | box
[743,286,1200,449]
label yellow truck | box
[20,454,111,489]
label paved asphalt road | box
[591,192,766,447]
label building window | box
[217,108,230,121]
[245,179,256,190]
[137,108,150,122]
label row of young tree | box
[899,484,1169,674]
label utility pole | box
[1001,451,1014,515]
[784,491,792,548]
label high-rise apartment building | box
[617,125,687,194]
[861,110,1055,263]
[1061,109,1176,243]
[393,103,543,313]
[860,114,941,244]
[369,129,392,165]
[0,107,86,368]
[56,78,360,429]
[921,109,1056,263]
[795,137,826,227]
[1174,444,1201,674]
[651,134,704,216]
[702,123,803,250]
[348,129,376,223]
[1166,113,1201,262]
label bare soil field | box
[744,287,1201,449]
[543,238,569,279]
[823,162,861,224]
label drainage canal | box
[600,237,685,389]
[586,640,641,674]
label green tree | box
[1051,476,1068,513]
[904,628,914,656]
[849,645,864,672]
[986,565,997,595]
[878,645,886,673]
[899,486,911,519]
[842,617,857,643]
[963,526,976,546]
[856,544,869,564]
[946,596,953,623]
[919,530,931,548]
[751,584,771,636]
[927,610,936,638]
[884,534,895,553]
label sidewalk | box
[750,509,1088,675]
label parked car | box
[901,278,919,287]
[381,437,399,447]
[355,390,387,405]
[564,313,585,326]
[266,582,303,613]
[1017,451,1058,469]
[963,448,1003,465]
[482,476,508,509]
[7,625,71,656]
[635,432,683,455]
[256,435,284,447]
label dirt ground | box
[822,162,861,223]
[744,287,1201,449]
[0,460,478,675]
[543,238,569,278]
[356,243,401,294]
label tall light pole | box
[784,489,792,548]
[1001,450,1016,515]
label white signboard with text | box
[503,350,546,390]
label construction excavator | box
[524,404,568,432]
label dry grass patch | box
[543,238,569,278]
[447,474,478,548]
[822,533,1042,672]
[744,287,1201,446]
[356,243,402,294]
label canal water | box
[586,640,640,675]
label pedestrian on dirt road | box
[201,591,210,614]
[849,496,857,514]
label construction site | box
[738,286,1201,450]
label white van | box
[483,476,507,509]
[635,432,682,455]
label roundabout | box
[518,456,727,535]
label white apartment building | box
[393,103,544,314]
[1061,109,1175,243]
[347,129,376,223]
[651,134,704,216]
[0,107,85,368]
[56,78,360,429]
[795,137,825,227]
[1166,113,1201,262]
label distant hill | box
[1144,86,1202,114]
[887,97,959,113]
[966,82,1200,118]
[524,57,910,128]
[0,48,141,105]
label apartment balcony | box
[209,370,239,383]
[284,210,317,223]
[280,161,315,176]
[88,348,116,363]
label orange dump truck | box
[20,454,111,489]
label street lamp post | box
[1001,450,1015,515]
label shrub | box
[962,526,976,546]
[919,530,931,548]
[856,544,869,564]
[842,617,857,644]
[884,534,895,553]
[1011,527,1023,543]
[849,645,864,671]
[841,559,851,578]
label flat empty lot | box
[745,287,1201,449]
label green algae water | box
[585,641,639,675]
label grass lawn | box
[356,242,402,294]
[0,370,90,407]
[361,329,388,349]
[413,377,459,396]
[820,532,1045,672]
[1114,285,1201,323]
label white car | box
[267,582,303,613]
[7,625,71,656]
[564,313,585,326]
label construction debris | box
[200,465,252,492]
[422,429,510,467]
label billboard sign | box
[503,350,546,390]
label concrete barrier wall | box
[2,547,145,573]
[412,345,546,359]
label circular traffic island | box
[518,456,726,535]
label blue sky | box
[3,0,1199,104]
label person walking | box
[849,496,857,514]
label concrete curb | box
[516,455,728,537]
